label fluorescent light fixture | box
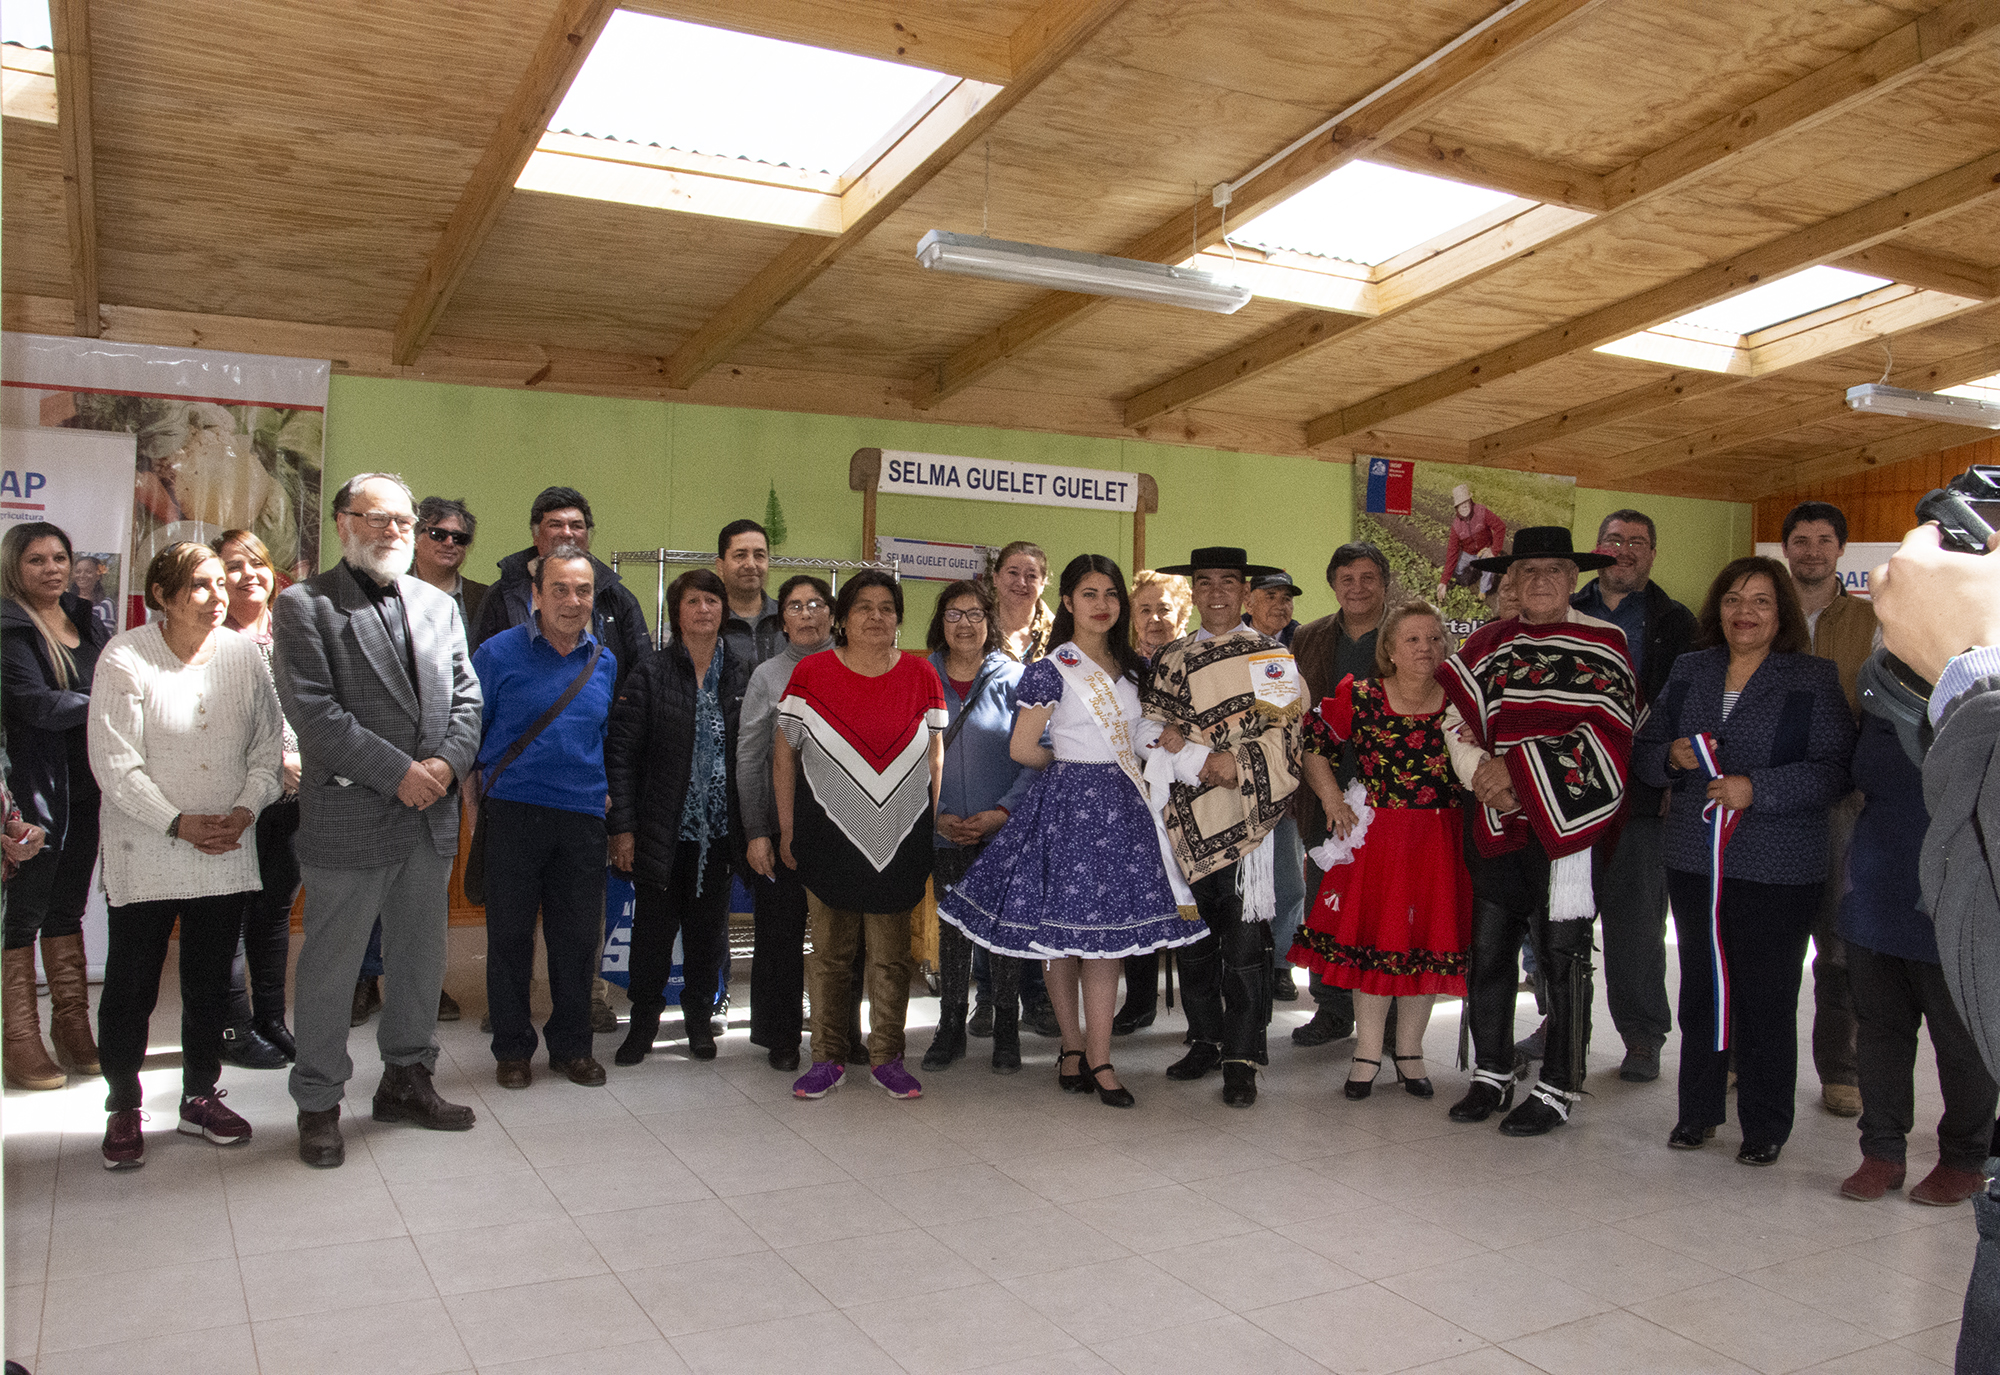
[915,230,1252,314]
[1846,383,2000,429]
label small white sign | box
[878,449,1139,512]
[875,536,995,582]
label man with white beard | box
[273,473,483,1167]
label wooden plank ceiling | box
[6,0,2000,501]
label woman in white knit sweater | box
[88,543,282,1170]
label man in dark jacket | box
[1570,509,1696,1083]
[470,486,652,692]
[1871,522,2000,1374]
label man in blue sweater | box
[471,546,618,1090]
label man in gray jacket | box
[274,473,484,1168]
[1872,521,2000,1373]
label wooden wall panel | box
[1753,434,2000,542]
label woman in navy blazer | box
[1634,556,1853,1166]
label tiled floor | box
[2,931,1977,1374]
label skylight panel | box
[1671,265,1889,336]
[1945,372,2000,401]
[1,0,50,49]
[1225,162,1521,266]
[549,10,948,177]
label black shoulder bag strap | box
[483,642,605,797]
[940,664,1001,754]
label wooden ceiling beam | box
[1468,372,1745,464]
[1129,0,2000,426]
[49,0,98,338]
[620,0,1014,84]
[1576,333,2000,485]
[1304,149,2000,447]
[911,0,1613,410]
[1832,242,2000,300]
[662,0,1131,392]
[1370,130,1606,213]
[391,0,618,367]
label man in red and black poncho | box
[1436,527,1637,1137]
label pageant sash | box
[1689,730,1742,1052]
[1049,643,1146,794]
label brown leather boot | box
[3,946,65,1090]
[371,1062,476,1131]
[41,933,100,1075]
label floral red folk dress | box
[1288,675,1473,996]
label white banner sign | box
[874,536,996,582]
[2,426,137,628]
[879,450,1139,512]
[1753,542,1900,596]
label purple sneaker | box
[792,1061,845,1099]
[177,1089,252,1145]
[870,1056,922,1099]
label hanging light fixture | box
[1845,383,2000,429]
[913,230,1253,314]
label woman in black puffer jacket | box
[606,569,750,1065]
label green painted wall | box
[324,375,1748,640]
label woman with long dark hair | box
[1634,555,1853,1166]
[1,521,114,1090]
[939,554,1200,1108]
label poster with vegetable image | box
[1354,455,1576,644]
[1,334,328,608]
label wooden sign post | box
[850,447,1158,572]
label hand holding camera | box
[1873,522,2000,685]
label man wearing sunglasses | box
[411,496,486,637]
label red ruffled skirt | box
[1288,806,1472,997]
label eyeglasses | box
[340,510,416,532]
[423,526,472,547]
[783,599,827,615]
[1600,536,1653,551]
[942,608,987,624]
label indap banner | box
[877,450,1140,512]
[0,426,138,627]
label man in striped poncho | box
[1436,527,1636,1137]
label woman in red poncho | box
[1290,601,1473,1101]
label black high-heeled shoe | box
[1089,1063,1135,1108]
[1057,1048,1090,1093]
[1394,1054,1434,1099]
[1344,1056,1382,1101]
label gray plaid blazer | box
[273,564,483,868]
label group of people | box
[1,480,1991,1221]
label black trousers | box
[97,890,249,1109]
[1467,845,1593,1092]
[2,790,100,949]
[1178,862,1272,1063]
[1849,941,2000,1171]
[483,799,605,1063]
[748,862,809,1051]
[1593,811,1671,1051]
[631,841,732,1024]
[1666,870,1817,1147]
[228,798,301,1025]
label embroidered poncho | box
[1141,626,1303,884]
[1436,613,1636,860]
[777,650,946,912]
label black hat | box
[1471,526,1617,574]
[1156,545,1283,578]
[1249,571,1304,597]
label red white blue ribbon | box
[1689,731,1740,1052]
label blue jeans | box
[1270,816,1304,971]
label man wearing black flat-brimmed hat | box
[1435,527,1637,1137]
[1144,547,1306,1108]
